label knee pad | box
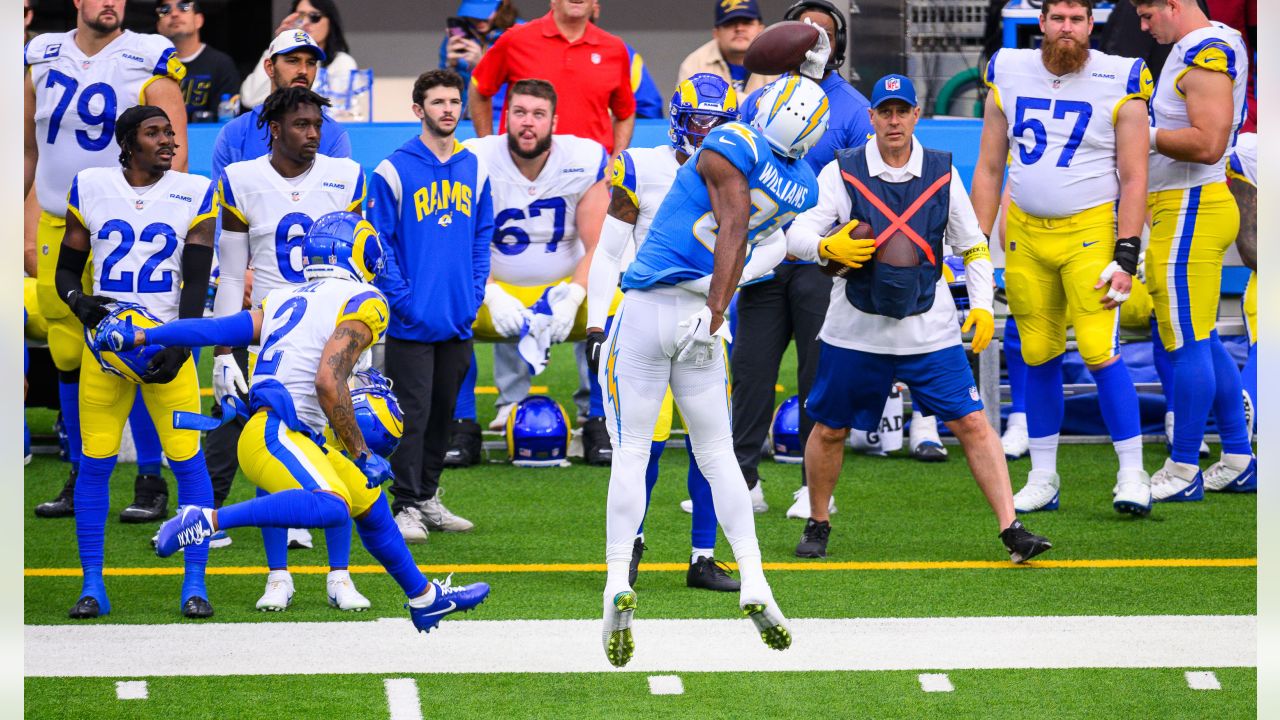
[47,318,85,372]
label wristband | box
[1148,126,1159,152]
[1114,236,1141,276]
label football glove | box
[95,313,139,352]
[819,220,876,269]
[141,346,190,384]
[675,306,732,364]
[213,354,249,405]
[355,451,394,489]
[798,17,832,80]
[586,328,607,378]
[484,283,529,338]
[66,290,117,329]
[961,307,994,354]
[549,282,586,344]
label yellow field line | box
[22,557,1257,577]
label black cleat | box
[1000,520,1052,564]
[68,596,102,619]
[182,596,215,619]
[628,537,646,588]
[443,419,483,468]
[35,468,77,518]
[120,477,168,523]
[911,442,948,463]
[686,556,741,592]
[795,518,831,558]
[582,417,613,466]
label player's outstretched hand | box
[67,290,117,329]
[549,283,587,344]
[356,451,394,489]
[94,313,138,352]
[1094,261,1132,310]
[213,354,249,404]
[484,283,530,338]
[586,328,607,377]
[819,219,876,269]
[962,307,994,354]
[798,17,832,80]
[675,306,732,364]
[141,347,191,384]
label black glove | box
[141,346,191,384]
[586,329,607,378]
[66,290,116,329]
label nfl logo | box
[591,53,601,65]
[291,191,301,202]
[1052,79,1061,89]
[81,60,91,69]
[886,78,901,91]
[134,199,144,210]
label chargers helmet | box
[350,369,404,457]
[941,255,969,323]
[302,211,385,283]
[505,395,570,467]
[770,395,803,464]
[84,302,167,384]
[751,75,829,159]
[669,73,739,156]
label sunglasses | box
[156,1,195,16]
[300,11,325,23]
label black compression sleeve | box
[54,244,90,310]
[178,243,214,320]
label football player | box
[1225,132,1256,445]
[1133,0,1256,498]
[971,0,1155,515]
[57,105,215,618]
[97,212,491,635]
[25,0,190,521]
[599,75,830,667]
[215,86,371,611]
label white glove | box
[549,282,587,344]
[1135,258,1146,285]
[484,283,529,338]
[1097,261,1132,303]
[212,354,248,405]
[798,17,832,80]
[675,306,733,364]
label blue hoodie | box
[368,136,494,343]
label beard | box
[84,12,121,34]
[423,114,456,139]
[508,131,552,160]
[1041,34,1089,76]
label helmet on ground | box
[669,73,739,156]
[302,211,385,283]
[85,302,166,384]
[505,395,570,467]
[770,395,803,464]
[750,75,829,159]
[350,369,403,457]
[942,255,970,319]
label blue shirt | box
[741,72,873,175]
[627,45,664,119]
[210,104,352,180]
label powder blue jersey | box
[621,122,818,291]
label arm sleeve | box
[785,161,850,262]
[212,229,248,318]
[55,244,90,308]
[586,214,632,328]
[470,35,507,97]
[367,165,413,321]
[472,175,494,310]
[239,50,273,109]
[944,168,994,314]
[178,243,213,320]
[739,229,786,285]
[145,311,255,348]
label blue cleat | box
[1205,456,1257,493]
[154,505,214,558]
[405,574,489,634]
[1151,460,1204,503]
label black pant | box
[385,335,472,514]
[731,264,831,484]
[206,347,250,508]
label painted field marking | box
[383,678,423,720]
[115,680,147,700]
[648,675,684,695]
[22,557,1258,578]
[1185,671,1221,690]
[918,673,954,692]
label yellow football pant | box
[36,212,92,371]
[1244,271,1257,345]
[78,347,202,461]
[24,277,48,341]
[472,278,622,342]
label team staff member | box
[369,70,494,542]
[468,0,635,155]
[155,0,240,122]
[787,75,1051,564]
[677,0,776,95]
[1133,0,1256,498]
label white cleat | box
[679,498,693,514]
[1001,414,1029,459]
[602,590,637,667]
[327,570,371,611]
[1112,468,1152,517]
[1013,469,1060,512]
[287,528,313,550]
[1150,458,1204,502]
[489,403,516,431]
[740,590,791,651]
[785,486,836,519]
[256,570,294,612]
[1203,454,1256,492]
[749,483,768,513]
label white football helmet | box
[751,75,830,159]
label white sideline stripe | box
[383,678,423,720]
[115,680,147,700]
[24,615,1256,677]
[648,675,684,695]
[1185,671,1222,690]
[918,673,954,692]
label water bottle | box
[217,94,237,122]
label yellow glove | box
[962,307,994,354]
[818,219,876,269]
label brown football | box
[743,21,821,76]
[819,220,876,278]
[877,230,920,267]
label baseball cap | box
[268,29,326,62]
[457,0,500,20]
[870,74,917,108]
[715,0,762,26]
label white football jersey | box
[464,134,608,286]
[610,145,680,266]
[1228,132,1256,187]
[252,278,388,438]
[1149,23,1248,191]
[219,153,366,306]
[26,30,184,215]
[69,168,215,322]
[986,48,1153,218]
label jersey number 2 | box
[1013,97,1092,168]
[256,297,308,377]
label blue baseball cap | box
[870,74,918,108]
[716,0,763,27]
[457,0,500,20]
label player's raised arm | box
[970,93,1010,236]
[317,318,375,457]
[697,149,751,328]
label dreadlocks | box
[115,105,170,168]
[257,86,331,140]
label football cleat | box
[1151,459,1204,502]
[443,419,483,467]
[999,520,1052,564]
[419,492,474,533]
[287,528,313,549]
[1112,468,1152,517]
[910,441,948,462]
[119,486,167,523]
[208,530,232,549]
[1203,455,1257,493]
[69,595,108,620]
[406,574,490,634]
[908,415,948,462]
[1013,470,1059,512]
[34,469,77,518]
[327,570,371,611]
[182,596,214,619]
[582,416,613,466]
[628,537,646,588]
[785,486,836,519]
[687,557,741,592]
[154,505,214,558]
[1001,414,1029,459]
[679,498,693,514]
[395,506,429,544]
[602,590,637,667]
[256,570,294,612]
[795,518,831,558]
[749,482,768,513]
[742,601,791,651]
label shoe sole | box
[34,507,75,518]
[414,593,489,635]
[1014,493,1059,513]
[687,579,741,592]
[1154,476,1205,503]
[743,604,791,650]
[604,591,637,668]
[795,547,827,559]
[257,598,293,612]
[1008,541,1052,564]
[119,513,166,524]
[1113,499,1152,517]
[1207,463,1257,494]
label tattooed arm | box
[316,319,375,456]
[1231,179,1257,271]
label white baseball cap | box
[268,29,326,62]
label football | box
[819,219,875,278]
[877,229,920,267]
[743,21,821,76]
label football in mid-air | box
[877,230,920,267]
[820,220,875,278]
[743,21,821,75]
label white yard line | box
[114,680,147,699]
[647,675,685,695]
[918,673,954,692]
[383,678,424,720]
[25,615,1255,677]
[1185,671,1222,690]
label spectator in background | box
[677,0,776,95]
[469,0,635,155]
[155,0,240,123]
[25,0,35,43]
[589,2,664,118]
[241,0,357,109]
[440,0,521,120]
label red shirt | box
[471,13,635,154]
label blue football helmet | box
[669,73,739,156]
[302,211,385,283]
[505,395,570,467]
[770,395,803,464]
[84,302,166,384]
[941,255,969,322]
[350,369,404,457]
